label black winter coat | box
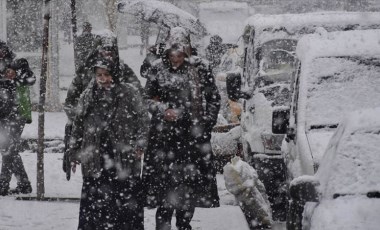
[144,56,221,209]
[68,81,149,179]
[64,59,142,121]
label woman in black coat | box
[68,58,149,230]
[143,27,221,230]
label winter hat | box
[165,27,192,57]
[82,21,92,30]
[93,58,114,72]
[210,35,222,44]
[93,57,121,84]
[0,41,15,60]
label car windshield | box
[259,39,298,76]
[324,129,380,196]
[306,56,380,128]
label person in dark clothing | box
[63,35,143,176]
[67,58,149,230]
[0,41,36,196]
[143,27,221,230]
[75,21,98,71]
[64,35,143,121]
[205,35,225,71]
[140,42,199,80]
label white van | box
[282,29,380,181]
[227,11,380,221]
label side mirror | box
[285,127,295,143]
[226,72,251,102]
[272,109,290,134]
[287,176,320,230]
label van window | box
[306,56,380,128]
[257,84,291,107]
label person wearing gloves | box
[0,41,36,196]
[143,27,221,230]
[67,57,149,230]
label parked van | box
[227,11,380,221]
[283,29,380,181]
[241,12,380,87]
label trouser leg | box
[0,121,29,193]
[0,153,13,193]
[10,122,30,185]
[156,206,174,230]
[175,206,195,230]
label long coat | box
[144,56,221,209]
[68,80,149,179]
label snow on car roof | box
[199,1,248,11]
[243,11,380,45]
[297,29,380,61]
[245,11,380,33]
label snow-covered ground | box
[0,149,250,230]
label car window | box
[261,49,296,75]
[305,56,380,128]
[257,84,291,107]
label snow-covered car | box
[287,107,380,230]
[282,29,380,181]
[227,12,380,221]
[241,12,380,87]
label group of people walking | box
[66,25,221,230]
[0,20,223,229]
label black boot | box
[10,182,32,194]
[0,181,10,196]
[0,188,8,196]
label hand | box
[5,68,16,80]
[164,109,178,122]
[135,148,144,160]
[71,161,80,173]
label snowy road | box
[0,152,285,230]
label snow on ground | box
[0,149,251,230]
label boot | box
[0,188,8,196]
[0,181,9,196]
[9,182,32,194]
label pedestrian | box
[63,33,143,176]
[143,27,221,230]
[75,21,98,71]
[67,57,149,230]
[205,35,225,72]
[0,41,36,196]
